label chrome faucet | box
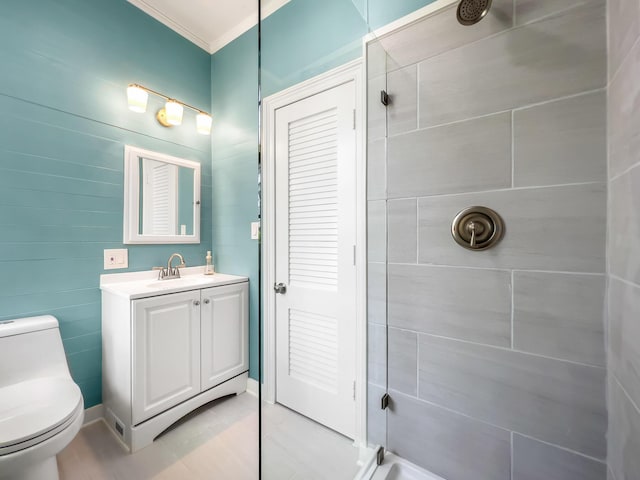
[153,253,186,280]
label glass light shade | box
[196,113,212,135]
[165,100,183,126]
[127,85,148,113]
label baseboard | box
[246,377,259,397]
[83,404,105,426]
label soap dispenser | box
[204,251,214,275]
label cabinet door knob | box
[203,299,210,305]
[193,300,200,306]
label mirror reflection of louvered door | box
[142,159,178,235]
[274,81,357,438]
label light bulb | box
[165,100,183,126]
[127,85,148,113]
[196,113,212,135]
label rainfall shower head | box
[456,0,492,25]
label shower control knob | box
[451,206,504,251]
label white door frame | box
[262,58,367,447]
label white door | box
[274,81,357,438]
[132,290,201,424]
[201,282,249,391]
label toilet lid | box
[0,377,83,450]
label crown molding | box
[128,0,291,55]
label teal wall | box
[210,28,260,379]
[211,0,436,380]
[364,0,438,29]
[0,0,212,408]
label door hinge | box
[376,446,385,466]
[380,90,389,106]
[352,109,356,130]
[352,380,356,401]
[381,393,390,410]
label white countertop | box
[100,266,248,300]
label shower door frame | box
[261,58,368,448]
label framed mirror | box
[123,145,201,244]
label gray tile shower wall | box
[367,1,610,478]
[607,1,640,479]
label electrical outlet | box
[251,222,260,240]
[104,249,128,270]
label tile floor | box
[57,393,362,480]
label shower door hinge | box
[376,446,385,466]
[381,393,390,410]
[380,90,389,106]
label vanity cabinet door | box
[200,282,249,391]
[132,290,201,424]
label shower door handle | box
[274,283,287,294]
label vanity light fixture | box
[126,83,212,135]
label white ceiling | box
[127,0,290,54]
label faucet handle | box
[152,266,167,280]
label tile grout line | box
[613,373,640,417]
[385,87,606,140]
[415,330,606,369]
[609,28,640,86]
[510,270,515,350]
[511,109,515,189]
[415,197,419,265]
[387,180,605,202]
[610,273,640,290]
[608,156,640,182]
[391,388,606,463]
[415,330,420,399]
[514,431,607,464]
[387,262,605,277]
[510,431,514,480]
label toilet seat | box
[0,377,83,456]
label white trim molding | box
[83,404,105,426]
[261,58,368,447]
[127,0,291,54]
[246,377,259,397]
[363,0,458,44]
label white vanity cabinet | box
[101,269,249,452]
[132,290,201,424]
[200,284,249,391]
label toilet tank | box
[0,315,72,388]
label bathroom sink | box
[145,275,214,289]
[100,267,248,300]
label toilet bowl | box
[0,316,84,480]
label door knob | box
[193,300,200,306]
[274,283,287,294]
[203,299,210,305]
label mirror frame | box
[123,145,201,244]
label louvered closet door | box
[275,81,356,438]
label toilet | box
[0,316,84,480]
